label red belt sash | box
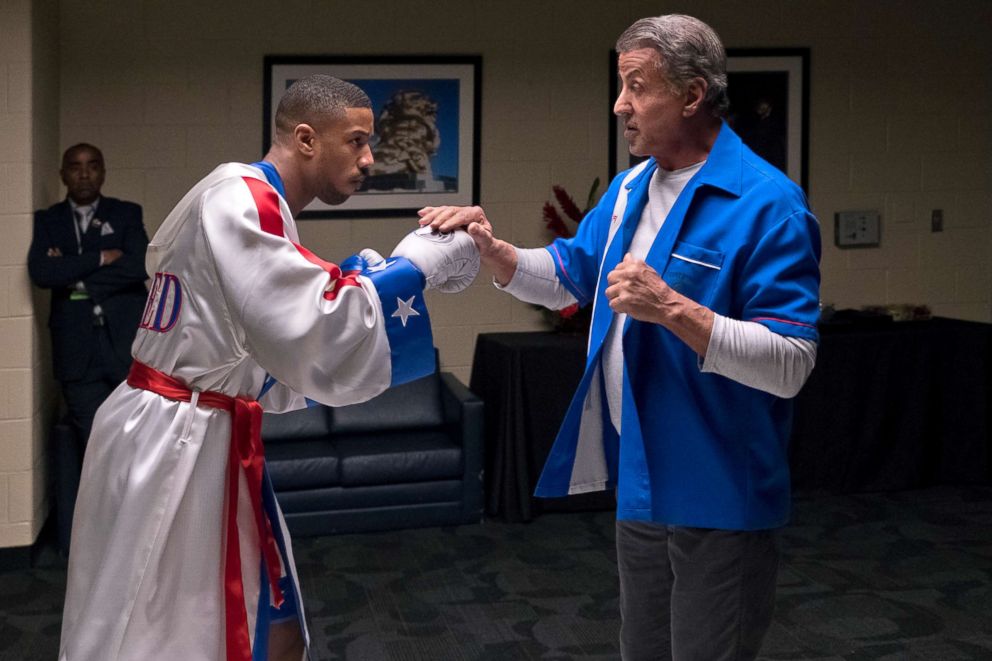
[127,361,284,661]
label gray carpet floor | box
[2,485,991,660]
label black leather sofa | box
[262,366,484,536]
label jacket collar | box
[693,121,743,196]
[68,195,101,212]
[624,121,743,198]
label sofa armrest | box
[440,372,484,522]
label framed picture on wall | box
[264,55,481,219]
[608,48,810,191]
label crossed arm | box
[27,206,149,300]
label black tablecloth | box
[789,318,991,493]
[470,331,612,522]
[470,319,992,522]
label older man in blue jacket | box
[420,14,821,661]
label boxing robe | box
[59,162,434,661]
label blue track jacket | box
[534,122,821,530]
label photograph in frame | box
[264,55,481,218]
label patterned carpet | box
[2,485,991,660]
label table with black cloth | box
[470,319,992,522]
[470,331,612,522]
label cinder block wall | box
[55,0,991,388]
[0,0,60,550]
[1,0,990,549]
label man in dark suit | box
[28,143,149,448]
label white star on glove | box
[391,296,420,327]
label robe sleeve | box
[199,176,434,407]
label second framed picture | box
[609,48,809,191]
[264,55,481,219]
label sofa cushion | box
[335,430,461,487]
[275,480,464,513]
[329,372,443,434]
[262,405,332,443]
[265,439,340,491]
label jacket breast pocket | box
[661,241,724,304]
[98,230,123,250]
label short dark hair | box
[61,143,104,169]
[273,74,372,139]
[616,15,729,118]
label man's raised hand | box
[417,205,491,235]
[391,226,480,293]
[417,205,517,285]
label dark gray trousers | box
[615,521,780,661]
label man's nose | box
[613,94,630,117]
[360,145,374,168]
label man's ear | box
[293,124,317,156]
[683,77,708,117]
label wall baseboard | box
[0,515,59,574]
[0,543,33,572]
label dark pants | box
[615,521,780,661]
[55,326,128,555]
[60,327,129,450]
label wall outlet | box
[834,210,881,248]
[931,209,944,232]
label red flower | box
[542,179,600,243]
[552,186,583,223]
[542,202,572,238]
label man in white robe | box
[59,75,478,661]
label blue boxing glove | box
[340,248,387,275]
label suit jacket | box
[28,197,149,381]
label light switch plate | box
[834,210,881,248]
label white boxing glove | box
[390,226,480,293]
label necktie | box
[75,207,91,234]
[73,208,104,314]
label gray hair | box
[274,74,372,137]
[616,14,729,117]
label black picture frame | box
[609,48,810,192]
[264,55,482,219]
